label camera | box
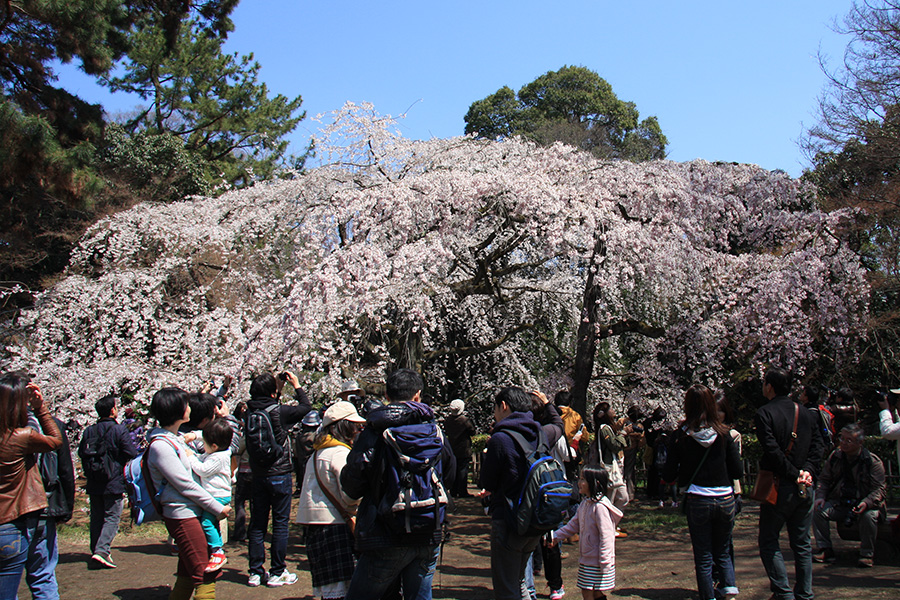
[278,372,288,381]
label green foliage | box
[98,124,211,203]
[0,101,103,282]
[464,66,667,161]
[104,17,306,188]
[0,1,303,289]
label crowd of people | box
[0,366,898,600]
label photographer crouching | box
[812,423,886,567]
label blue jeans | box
[759,481,814,600]
[248,474,292,577]
[346,544,440,600]
[685,493,737,600]
[0,518,31,599]
[25,518,59,600]
[490,519,542,600]
[199,497,230,550]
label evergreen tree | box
[464,66,667,161]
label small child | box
[186,418,234,572]
[548,464,623,600]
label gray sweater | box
[146,428,225,520]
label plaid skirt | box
[305,523,356,588]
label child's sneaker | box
[550,586,565,600]
[205,550,227,572]
[247,573,262,587]
[266,570,298,587]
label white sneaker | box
[266,571,298,587]
[247,573,262,587]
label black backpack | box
[504,430,573,536]
[80,427,119,484]
[245,404,285,470]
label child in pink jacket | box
[549,464,623,600]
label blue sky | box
[57,1,854,177]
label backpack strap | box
[142,435,180,515]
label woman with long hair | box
[590,402,628,508]
[296,401,365,600]
[146,387,231,599]
[0,372,62,596]
[662,384,742,600]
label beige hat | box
[322,400,366,427]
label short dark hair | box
[837,388,854,404]
[764,368,791,396]
[580,463,610,500]
[250,373,277,399]
[385,369,423,402]
[95,395,117,418]
[494,387,531,413]
[554,390,571,407]
[202,418,234,450]
[188,393,217,429]
[150,387,189,427]
[803,385,819,405]
[841,422,864,442]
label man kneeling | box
[813,423,886,568]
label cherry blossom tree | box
[2,103,869,427]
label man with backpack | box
[341,368,456,600]
[77,395,138,569]
[244,371,312,588]
[479,386,550,600]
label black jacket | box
[41,418,75,521]
[341,401,456,551]
[78,418,138,496]
[662,427,742,489]
[755,396,824,483]
[246,388,312,477]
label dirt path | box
[25,498,900,599]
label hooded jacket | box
[480,411,544,522]
[341,401,456,551]
[662,426,742,490]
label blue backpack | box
[504,430,574,535]
[377,421,449,534]
[124,436,178,525]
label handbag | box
[313,451,356,535]
[750,402,799,505]
[599,425,626,488]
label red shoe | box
[205,550,227,572]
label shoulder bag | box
[313,451,356,535]
[750,402,799,505]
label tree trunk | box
[570,235,605,421]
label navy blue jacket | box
[479,411,544,521]
[341,401,456,551]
